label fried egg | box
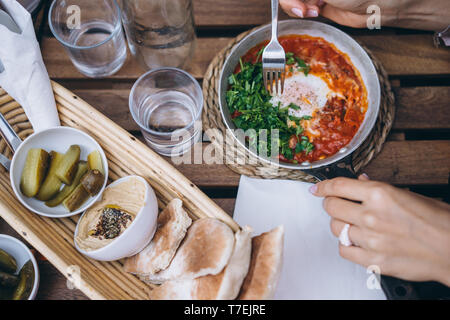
[270,68,331,118]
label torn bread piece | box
[238,225,284,300]
[143,218,235,284]
[124,198,192,275]
[150,226,253,300]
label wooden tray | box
[0,81,240,300]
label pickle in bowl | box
[87,150,104,175]
[62,183,90,212]
[55,145,81,185]
[16,140,106,213]
[45,161,89,208]
[0,249,35,300]
[20,148,49,198]
[35,151,64,201]
[0,248,17,273]
[12,260,35,300]
[0,270,19,288]
[81,169,104,196]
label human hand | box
[280,0,450,31]
[310,175,450,286]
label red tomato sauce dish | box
[226,34,368,164]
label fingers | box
[358,173,370,181]
[310,177,369,201]
[304,0,325,6]
[338,244,377,268]
[321,4,368,28]
[323,196,363,226]
[280,0,321,18]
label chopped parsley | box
[286,52,310,76]
[295,56,310,76]
[226,54,314,161]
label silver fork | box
[262,0,286,95]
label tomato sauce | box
[237,35,368,163]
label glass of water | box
[121,0,196,70]
[129,68,203,156]
[48,0,127,78]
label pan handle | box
[304,156,357,181]
[0,112,22,153]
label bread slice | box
[238,225,284,300]
[143,218,235,284]
[124,198,192,275]
[150,226,253,300]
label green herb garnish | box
[295,57,310,76]
[226,57,314,160]
[286,52,295,65]
[285,52,310,76]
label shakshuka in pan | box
[226,34,368,164]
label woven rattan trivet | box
[202,28,395,182]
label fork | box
[262,0,286,95]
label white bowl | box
[0,234,39,300]
[10,126,109,218]
[74,175,158,261]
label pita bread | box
[150,226,253,300]
[124,198,192,275]
[143,218,235,284]
[238,225,284,300]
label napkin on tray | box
[233,175,386,300]
[0,0,59,132]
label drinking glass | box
[129,68,203,156]
[48,0,127,78]
[121,0,196,70]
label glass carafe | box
[121,0,196,70]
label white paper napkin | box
[0,0,59,132]
[233,175,386,300]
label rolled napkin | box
[0,0,59,132]
[233,176,386,300]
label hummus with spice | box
[75,177,146,251]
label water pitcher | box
[121,0,197,70]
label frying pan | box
[219,20,380,180]
[218,19,425,300]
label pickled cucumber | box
[55,145,81,185]
[87,150,104,175]
[62,183,90,212]
[35,151,64,201]
[0,248,17,273]
[0,270,19,287]
[45,161,88,208]
[20,148,49,197]
[12,260,34,300]
[80,169,104,196]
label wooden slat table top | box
[1,0,449,299]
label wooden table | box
[0,0,449,299]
